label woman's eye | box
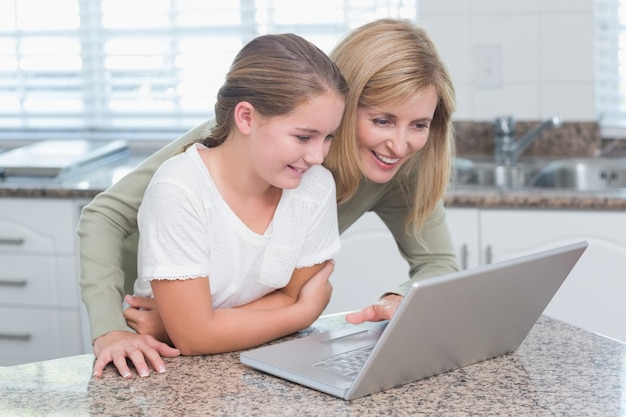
[373,118,389,126]
[296,135,311,142]
[415,122,430,129]
[324,134,334,142]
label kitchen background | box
[2,0,626,366]
[422,0,595,122]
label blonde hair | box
[324,18,456,233]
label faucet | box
[494,116,562,165]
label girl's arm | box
[236,260,330,310]
[124,261,332,342]
[151,261,333,355]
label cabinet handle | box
[460,244,468,270]
[0,279,28,287]
[0,332,32,341]
[0,238,25,246]
[485,245,493,264]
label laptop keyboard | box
[312,345,374,378]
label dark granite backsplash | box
[453,120,603,158]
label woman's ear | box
[233,101,254,135]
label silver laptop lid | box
[346,240,588,399]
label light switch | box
[474,44,502,88]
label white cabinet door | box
[324,212,408,315]
[445,207,480,270]
[0,198,86,365]
[480,209,626,343]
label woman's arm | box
[151,261,334,355]
[79,121,213,378]
[378,199,458,295]
[339,178,458,324]
[344,202,457,324]
[78,122,211,342]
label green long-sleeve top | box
[77,121,459,342]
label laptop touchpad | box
[322,329,380,349]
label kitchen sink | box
[453,157,626,191]
[453,158,544,188]
[530,158,626,191]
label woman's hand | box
[124,295,170,343]
[92,330,179,379]
[344,293,403,324]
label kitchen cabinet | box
[0,198,88,365]
[479,209,626,343]
[331,207,626,343]
[447,207,626,343]
[444,207,481,269]
[324,212,408,315]
[326,208,481,315]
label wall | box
[418,0,595,122]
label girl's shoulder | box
[297,165,335,193]
[150,144,207,188]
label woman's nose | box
[386,129,408,155]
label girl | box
[103,33,347,374]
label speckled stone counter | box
[445,185,626,210]
[1,315,625,416]
[2,150,626,211]
[0,152,150,199]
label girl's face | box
[250,90,345,190]
[355,86,438,184]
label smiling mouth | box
[372,151,400,165]
[288,165,307,173]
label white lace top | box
[135,143,341,308]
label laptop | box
[240,241,588,400]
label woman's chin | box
[362,157,402,182]
[362,168,397,184]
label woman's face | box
[355,86,438,184]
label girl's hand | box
[296,260,334,320]
[124,295,170,343]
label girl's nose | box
[304,140,327,165]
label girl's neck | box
[198,140,282,234]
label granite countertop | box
[0,151,152,199]
[1,314,625,416]
[445,185,626,210]
[2,149,626,210]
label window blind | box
[595,0,626,135]
[0,0,416,141]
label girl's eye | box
[324,134,334,142]
[296,135,311,142]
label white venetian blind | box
[596,0,626,134]
[0,0,416,141]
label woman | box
[78,18,458,378]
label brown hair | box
[324,18,456,233]
[188,33,348,150]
